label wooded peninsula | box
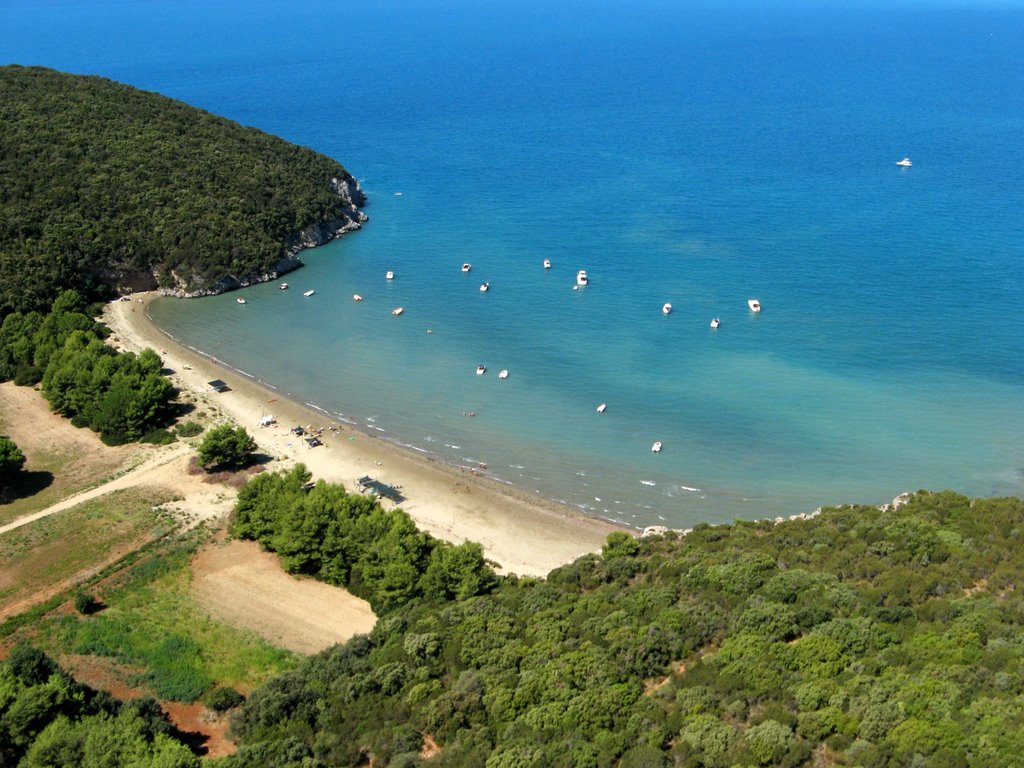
[0,65,365,315]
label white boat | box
[392,307,404,316]
[462,263,472,272]
[303,290,315,297]
[498,369,509,379]
[651,441,663,453]
[596,403,607,413]
[896,157,912,167]
[710,317,720,329]
[748,298,761,312]
[395,191,403,196]
[386,271,395,280]
[476,364,486,375]
[662,303,672,315]
[353,294,363,302]
[279,283,289,290]
[237,298,246,304]
[543,259,551,269]
[576,270,589,286]
[480,282,490,292]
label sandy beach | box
[102,293,622,577]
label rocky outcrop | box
[157,176,368,298]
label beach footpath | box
[103,294,623,577]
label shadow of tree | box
[0,470,55,504]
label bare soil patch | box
[60,654,236,758]
[190,539,377,655]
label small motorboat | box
[386,271,395,280]
[476,364,487,375]
[279,283,289,290]
[303,290,315,297]
[392,307,404,316]
[896,157,912,167]
[237,298,246,304]
[576,270,588,286]
[462,263,472,273]
[480,282,490,292]
[395,191,403,196]
[662,303,672,315]
[498,369,509,379]
[748,298,761,312]
[596,403,607,413]
[710,317,720,329]
[543,259,551,269]
[353,294,363,302]
[651,441,663,453]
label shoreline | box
[103,294,624,577]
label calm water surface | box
[4,0,1023,526]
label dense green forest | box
[0,65,366,314]
[232,465,498,614]
[0,644,198,767]
[222,491,1024,768]
[0,290,175,444]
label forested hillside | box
[223,491,1024,768]
[0,65,366,314]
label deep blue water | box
[4,1,1023,526]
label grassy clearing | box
[0,437,141,526]
[0,487,176,610]
[23,530,297,699]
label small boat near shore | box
[596,403,607,413]
[392,307,404,316]
[386,271,395,280]
[498,369,509,379]
[710,317,720,329]
[236,298,246,304]
[353,294,363,302]
[576,270,589,286]
[896,157,912,167]
[476,364,487,375]
[462,263,472,272]
[662,302,672,315]
[543,259,551,269]
[651,441,663,453]
[279,283,288,290]
[303,290,315,297]
[480,282,490,292]
[748,298,761,312]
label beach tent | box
[305,436,322,448]
[259,415,275,427]
[207,379,229,393]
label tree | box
[0,436,26,484]
[196,424,257,470]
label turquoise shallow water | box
[4,1,1023,526]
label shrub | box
[197,424,257,470]
[174,421,204,438]
[142,428,176,445]
[73,591,101,615]
[205,686,246,712]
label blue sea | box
[4,0,1023,527]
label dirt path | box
[190,540,377,654]
[0,442,191,536]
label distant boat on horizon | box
[896,157,912,167]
